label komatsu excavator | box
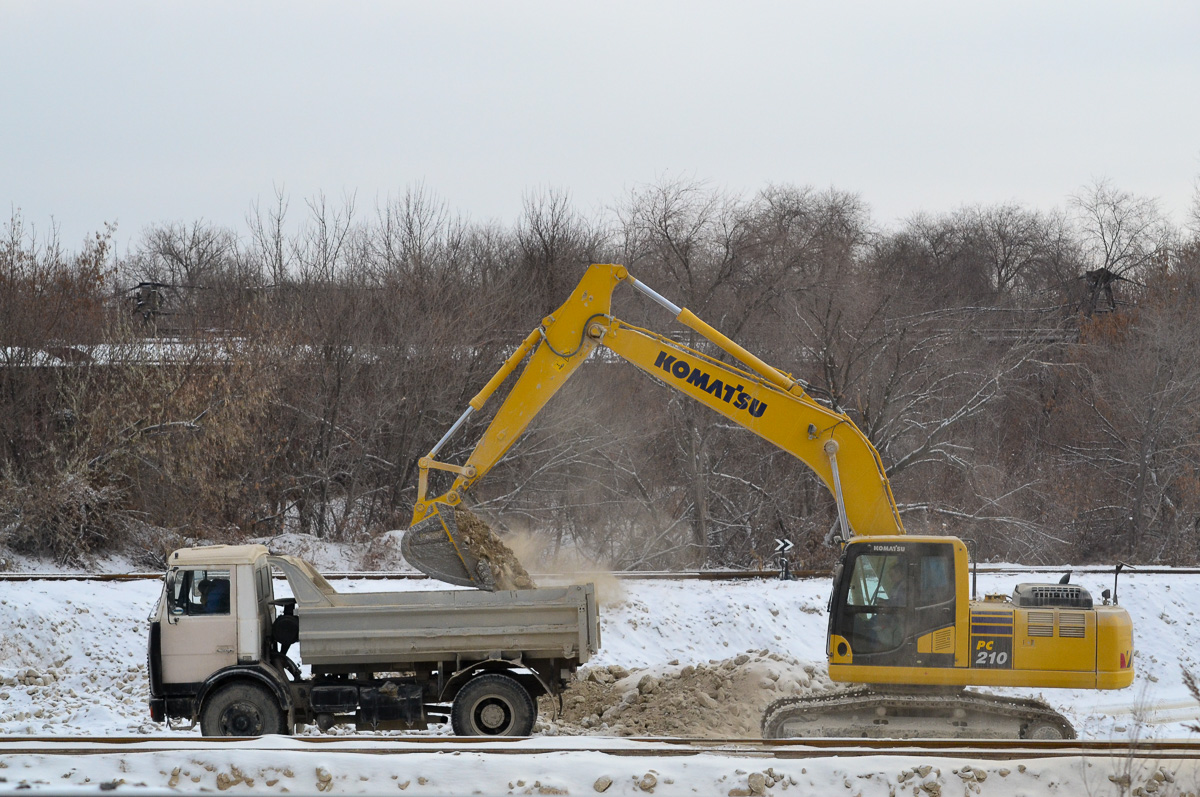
[404,263,1135,739]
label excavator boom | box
[404,264,903,586]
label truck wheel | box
[451,673,536,736]
[200,682,286,737]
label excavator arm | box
[404,264,904,588]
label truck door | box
[159,567,238,685]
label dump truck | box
[147,544,600,736]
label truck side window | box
[255,565,275,617]
[169,569,232,615]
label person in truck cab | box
[199,577,230,614]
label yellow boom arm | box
[411,263,905,538]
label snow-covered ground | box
[1,565,1199,794]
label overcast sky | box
[3,1,1198,251]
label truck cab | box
[148,545,292,733]
[157,547,276,676]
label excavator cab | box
[828,537,964,673]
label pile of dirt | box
[539,651,834,738]
[454,508,537,590]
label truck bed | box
[268,555,599,670]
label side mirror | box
[165,569,186,621]
[163,570,177,622]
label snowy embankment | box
[0,568,1198,794]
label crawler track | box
[762,688,1075,740]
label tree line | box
[2,178,1199,570]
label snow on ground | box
[1,565,1199,794]
[2,739,1195,797]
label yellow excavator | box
[403,263,1134,739]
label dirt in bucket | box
[454,507,537,590]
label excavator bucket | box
[401,507,497,591]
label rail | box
[2,735,1200,760]
[0,566,1196,582]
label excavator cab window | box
[841,553,907,654]
[917,553,954,605]
[847,555,905,607]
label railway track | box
[0,565,1192,582]
[3,735,1200,761]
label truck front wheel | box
[451,673,535,736]
[200,682,287,737]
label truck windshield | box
[169,569,232,615]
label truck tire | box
[200,682,287,737]
[451,673,536,736]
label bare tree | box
[516,187,607,316]
[1187,176,1200,241]
[1050,260,1200,560]
[615,178,759,564]
[247,185,294,287]
[133,221,240,286]
[6,178,1200,572]
[295,192,358,283]
[0,213,113,471]
[1071,180,1172,312]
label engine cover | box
[1011,583,1093,609]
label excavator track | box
[761,687,1075,740]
